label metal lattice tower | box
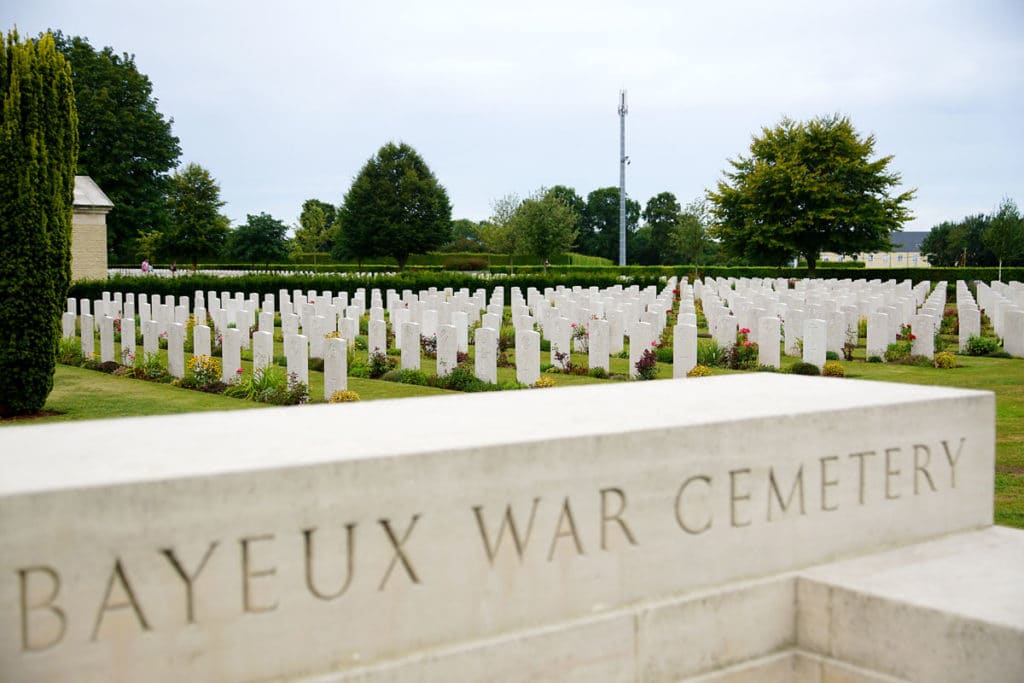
[618,90,628,266]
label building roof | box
[73,175,114,210]
[888,231,928,252]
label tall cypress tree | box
[0,31,78,416]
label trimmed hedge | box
[70,271,667,301]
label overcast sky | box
[9,0,1023,234]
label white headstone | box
[98,316,115,363]
[436,324,457,377]
[193,324,211,360]
[802,318,827,370]
[515,329,541,385]
[368,319,387,356]
[222,328,242,383]
[757,316,781,370]
[284,334,309,385]
[252,330,273,371]
[866,312,890,361]
[589,318,610,373]
[400,322,421,371]
[323,337,347,399]
[474,326,497,384]
[911,314,936,359]
[673,323,698,377]
[167,322,185,379]
[61,312,76,340]
[80,313,94,358]
[120,318,136,365]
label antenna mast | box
[618,90,628,266]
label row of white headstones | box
[61,278,1022,400]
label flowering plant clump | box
[720,327,758,370]
[898,323,916,341]
[420,334,437,358]
[687,364,713,378]
[570,321,590,353]
[532,375,556,388]
[328,390,361,403]
[822,360,846,377]
[634,344,659,380]
[934,352,958,369]
[186,355,221,387]
[368,350,397,379]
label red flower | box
[909,334,916,340]
[650,341,657,347]
[744,341,752,348]
[236,367,244,375]
[739,327,751,334]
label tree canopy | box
[920,215,993,267]
[510,188,579,267]
[0,31,78,416]
[335,142,451,267]
[983,198,1024,277]
[642,191,682,264]
[226,212,290,264]
[51,32,181,261]
[165,163,230,268]
[708,115,914,275]
[292,198,337,256]
[579,187,640,262]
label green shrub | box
[963,335,1001,356]
[884,341,913,362]
[588,367,610,379]
[533,376,556,388]
[432,367,499,392]
[934,352,958,369]
[655,345,674,363]
[697,339,721,366]
[790,362,821,376]
[825,351,839,361]
[56,337,83,366]
[867,355,883,363]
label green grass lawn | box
[6,313,1022,530]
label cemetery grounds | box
[3,291,1021,531]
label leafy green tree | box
[51,32,181,261]
[672,199,713,266]
[0,31,78,416]
[510,188,580,269]
[580,187,640,261]
[477,193,521,255]
[440,218,484,251]
[643,191,682,263]
[134,229,163,262]
[336,142,452,267]
[921,214,995,267]
[226,212,290,265]
[165,163,230,268]
[292,199,337,256]
[983,198,1024,279]
[709,115,914,275]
